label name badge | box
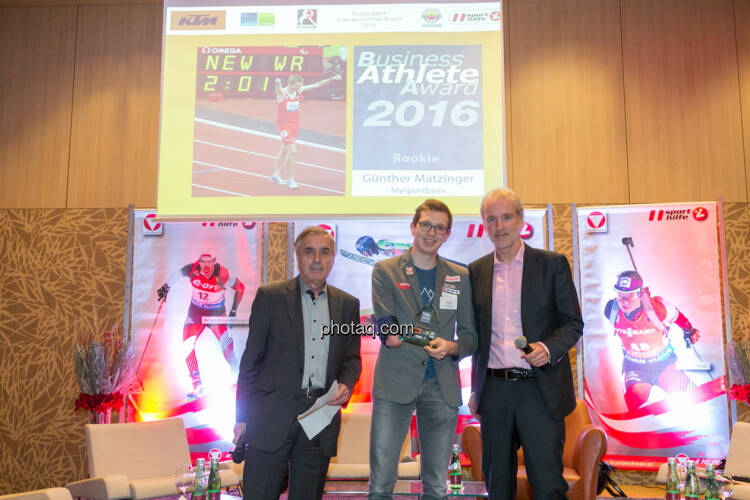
[439,293,457,310]
[398,282,411,289]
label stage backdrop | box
[157,0,504,218]
[292,210,548,438]
[128,210,261,460]
[576,203,729,470]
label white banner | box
[576,203,729,469]
[130,211,261,459]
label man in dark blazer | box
[468,189,583,500]
[233,226,362,500]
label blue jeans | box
[368,376,458,500]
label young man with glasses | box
[368,199,477,500]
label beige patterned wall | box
[725,203,750,424]
[0,209,128,494]
[0,207,748,493]
[266,222,288,283]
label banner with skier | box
[576,203,730,470]
[129,211,261,460]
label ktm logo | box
[180,15,215,25]
[171,11,226,30]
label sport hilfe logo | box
[520,223,533,240]
[647,208,695,222]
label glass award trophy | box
[401,304,438,347]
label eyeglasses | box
[417,221,450,235]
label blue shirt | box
[415,265,437,379]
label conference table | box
[322,480,488,497]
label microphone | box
[231,432,246,464]
[514,336,533,354]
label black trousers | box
[478,376,567,500]
[242,397,331,500]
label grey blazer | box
[371,252,477,407]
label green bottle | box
[191,459,206,500]
[666,457,680,500]
[448,444,462,490]
[207,457,221,500]
[685,460,700,499]
[704,464,720,500]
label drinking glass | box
[719,478,734,500]
[175,464,194,500]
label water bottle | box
[666,457,680,500]
[448,444,462,491]
[207,457,221,500]
[685,460,700,500]
[191,459,206,500]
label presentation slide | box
[158,1,504,218]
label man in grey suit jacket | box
[369,199,477,500]
[468,189,583,500]
[234,226,361,500]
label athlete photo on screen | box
[603,270,701,411]
[270,74,341,189]
[157,253,245,399]
[191,46,347,197]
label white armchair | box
[65,418,239,500]
[0,488,73,500]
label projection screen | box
[158,1,504,218]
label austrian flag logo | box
[585,211,607,233]
[142,214,163,236]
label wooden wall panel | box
[506,0,628,204]
[0,7,76,208]
[735,0,750,201]
[622,0,747,203]
[67,4,161,208]
[502,0,512,187]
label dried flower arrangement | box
[73,323,137,423]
